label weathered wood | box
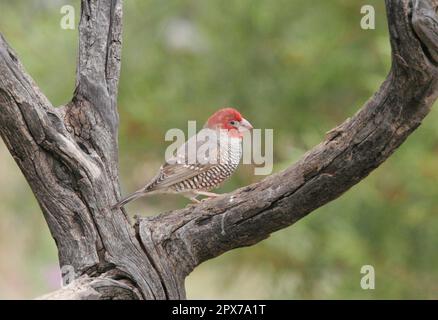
[137,0,438,278]
[0,0,438,299]
[36,275,141,300]
[0,0,168,299]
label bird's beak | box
[239,118,253,132]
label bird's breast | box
[170,138,242,192]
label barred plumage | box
[168,135,242,193]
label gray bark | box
[0,0,438,299]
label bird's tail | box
[112,189,145,210]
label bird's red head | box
[205,108,253,137]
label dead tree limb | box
[0,0,437,299]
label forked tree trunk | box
[0,0,438,299]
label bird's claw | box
[184,196,202,208]
[185,197,215,206]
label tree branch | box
[1,0,438,299]
[136,0,438,278]
[0,1,172,299]
[75,0,122,130]
[68,0,123,181]
[0,33,101,271]
[36,275,141,300]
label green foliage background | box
[0,0,437,299]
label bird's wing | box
[146,129,223,190]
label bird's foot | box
[185,191,221,206]
[194,191,221,198]
[189,197,201,204]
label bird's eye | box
[229,120,237,126]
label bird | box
[112,108,253,209]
